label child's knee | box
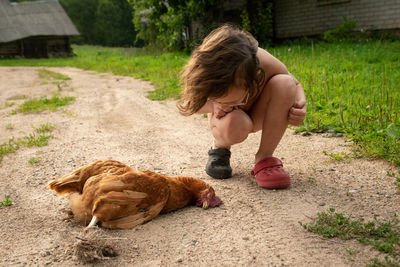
[221,110,253,144]
[267,74,297,102]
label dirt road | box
[0,67,398,266]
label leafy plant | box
[28,157,41,165]
[323,150,351,163]
[323,17,358,42]
[0,195,12,208]
[34,123,55,133]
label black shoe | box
[205,148,232,179]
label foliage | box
[130,0,274,50]
[0,195,12,208]
[129,0,214,50]
[243,0,273,46]
[59,0,136,46]
[323,16,358,42]
[301,208,400,265]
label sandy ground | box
[0,66,399,266]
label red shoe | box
[251,157,291,189]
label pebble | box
[177,258,183,263]
[319,202,326,206]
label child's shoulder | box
[257,47,288,77]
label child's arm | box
[289,74,307,126]
[258,48,306,126]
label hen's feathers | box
[49,160,133,194]
[49,160,220,229]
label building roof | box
[0,0,79,43]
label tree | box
[60,0,136,46]
[94,0,137,46]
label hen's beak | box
[202,201,209,209]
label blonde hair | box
[178,24,265,116]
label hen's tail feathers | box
[48,160,133,195]
[48,168,89,194]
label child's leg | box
[208,109,253,149]
[206,109,252,179]
[248,74,296,188]
[250,74,297,163]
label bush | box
[323,16,357,42]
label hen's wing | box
[81,171,170,229]
[49,160,133,194]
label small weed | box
[0,125,55,163]
[0,195,12,208]
[38,69,71,81]
[346,248,359,261]
[5,123,14,130]
[369,256,400,267]
[301,208,400,264]
[23,134,52,147]
[28,157,41,165]
[34,123,55,133]
[323,150,351,163]
[308,177,317,183]
[14,95,75,114]
[4,102,15,108]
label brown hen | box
[49,160,222,230]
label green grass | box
[38,68,71,81]
[0,195,12,208]
[272,41,400,166]
[0,45,188,100]
[301,208,400,265]
[13,95,75,114]
[28,157,41,165]
[0,41,399,165]
[0,124,54,163]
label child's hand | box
[213,104,236,119]
[288,99,306,126]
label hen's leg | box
[84,216,99,233]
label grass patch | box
[0,41,399,165]
[301,208,400,265]
[28,157,41,165]
[38,68,71,81]
[34,123,55,133]
[323,150,352,163]
[0,45,188,100]
[14,95,75,114]
[5,123,14,130]
[0,195,12,208]
[0,124,54,163]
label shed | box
[274,0,400,38]
[0,0,79,58]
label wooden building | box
[274,0,400,38]
[0,0,79,58]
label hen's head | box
[195,187,222,209]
